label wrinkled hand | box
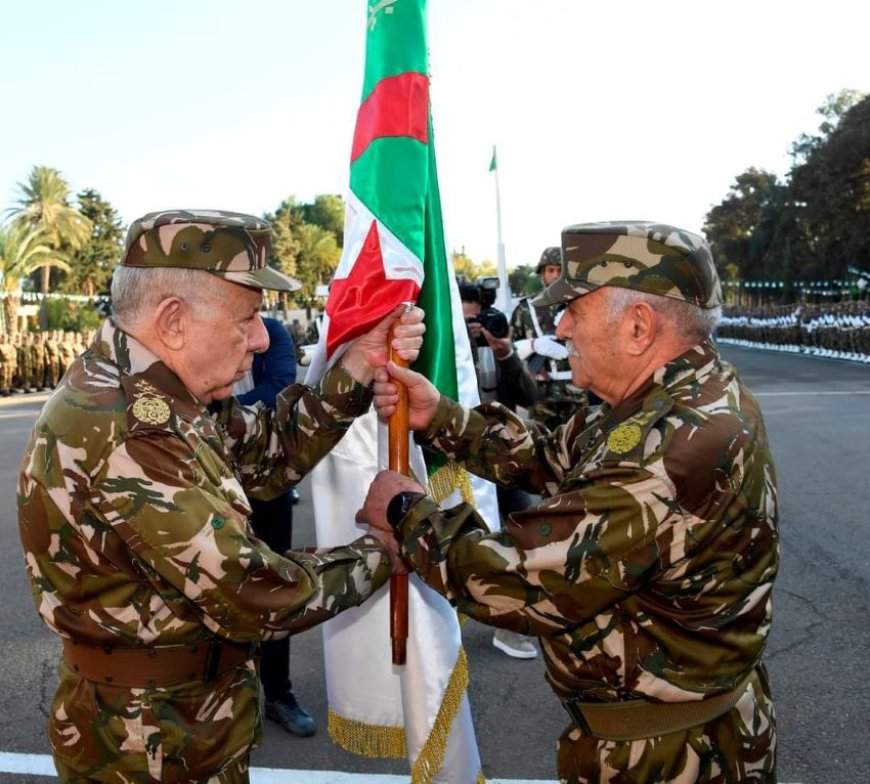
[356,470,425,531]
[532,335,568,360]
[480,327,513,359]
[342,305,426,385]
[372,363,440,430]
[363,525,409,575]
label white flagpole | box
[491,145,510,313]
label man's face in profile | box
[176,276,269,403]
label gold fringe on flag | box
[326,647,486,783]
[410,647,479,784]
[327,462,486,779]
[427,460,475,506]
[327,709,407,759]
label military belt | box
[560,670,755,742]
[62,638,256,688]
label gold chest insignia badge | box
[607,422,642,454]
[132,392,171,425]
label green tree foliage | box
[296,223,341,311]
[704,90,869,297]
[44,297,104,333]
[264,195,344,312]
[787,92,870,278]
[266,197,305,282]
[451,250,495,281]
[297,194,345,246]
[8,166,92,293]
[508,264,539,296]
[0,222,68,335]
[63,189,124,297]
[703,168,786,281]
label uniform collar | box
[602,339,720,424]
[92,318,204,416]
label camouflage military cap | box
[536,246,562,274]
[120,209,301,292]
[534,221,722,309]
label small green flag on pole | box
[489,145,497,172]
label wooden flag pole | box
[388,321,410,666]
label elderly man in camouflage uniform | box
[17,210,423,784]
[510,246,588,427]
[360,221,779,783]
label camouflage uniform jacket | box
[402,340,779,782]
[18,319,390,783]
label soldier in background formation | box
[510,247,589,428]
[0,330,89,394]
[717,300,870,363]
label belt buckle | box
[561,698,594,736]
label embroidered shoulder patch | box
[607,422,642,454]
[131,380,170,425]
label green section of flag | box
[351,137,428,262]
[489,146,497,172]
[353,0,460,475]
[351,1,429,262]
[414,115,458,399]
[361,1,428,99]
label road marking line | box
[0,751,552,783]
[0,752,804,783]
[753,390,870,396]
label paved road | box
[0,345,867,783]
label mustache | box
[566,341,580,358]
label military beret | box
[120,209,301,292]
[536,246,563,274]
[534,221,722,309]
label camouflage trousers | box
[49,658,262,783]
[556,667,776,783]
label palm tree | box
[0,221,68,336]
[8,166,91,293]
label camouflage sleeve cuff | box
[316,359,375,418]
[416,394,465,446]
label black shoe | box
[289,487,301,505]
[264,691,316,737]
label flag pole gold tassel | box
[388,318,410,666]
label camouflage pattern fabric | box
[44,333,61,387]
[0,335,16,392]
[398,340,779,783]
[30,333,46,389]
[17,335,33,390]
[535,221,723,310]
[509,296,585,429]
[122,209,300,292]
[18,318,390,783]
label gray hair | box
[110,267,228,328]
[603,287,721,345]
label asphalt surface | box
[0,344,868,783]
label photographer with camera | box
[459,279,541,659]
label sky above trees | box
[2,0,867,269]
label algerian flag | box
[306,2,497,781]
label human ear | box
[626,302,656,354]
[153,297,188,351]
